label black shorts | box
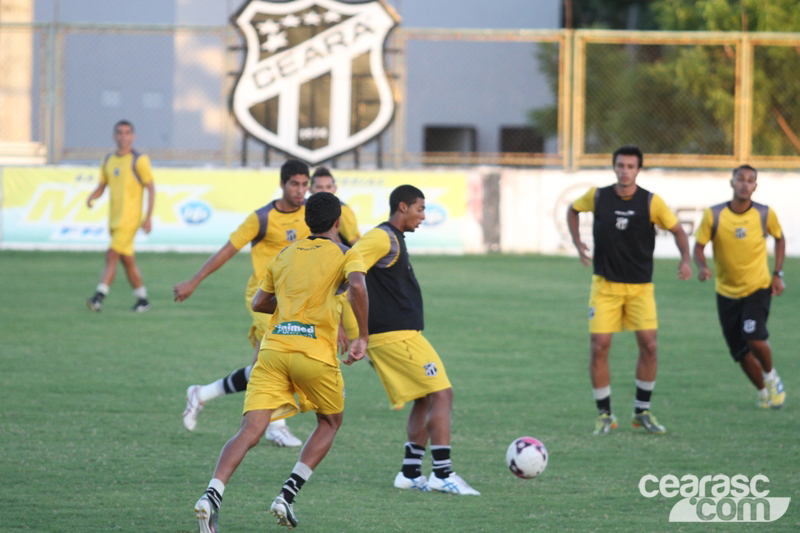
[716,288,771,362]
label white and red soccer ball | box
[506,437,548,479]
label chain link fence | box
[398,29,566,167]
[1,23,799,169]
[752,39,800,159]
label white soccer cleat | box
[393,472,430,491]
[269,495,298,528]
[183,385,204,431]
[265,423,303,447]
[194,495,219,533]
[427,472,480,495]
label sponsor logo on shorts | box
[272,321,316,338]
[743,319,756,334]
[423,362,438,377]
[589,307,595,319]
[736,227,746,239]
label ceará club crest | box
[232,0,399,164]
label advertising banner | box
[1,167,474,253]
[501,169,800,257]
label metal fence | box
[1,22,799,169]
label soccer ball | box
[506,437,548,479]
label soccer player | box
[310,166,361,246]
[193,192,369,532]
[85,120,155,312]
[693,164,786,408]
[174,159,310,447]
[352,185,480,495]
[567,145,692,435]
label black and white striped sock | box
[222,365,252,394]
[204,479,224,510]
[280,462,312,504]
[431,445,452,479]
[401,442,426,479]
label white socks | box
[592,386,610,400]
[763,369,778,382]
[269,418,288,429]
[133,286,148,299]
[96,283,110,295]
[292,462,313,481]
[207,478,225,496]
[198,381,226,403]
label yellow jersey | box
[339,202,361,246]
[572,186,677,283]
[352,223,421,346]
[229,200,312,290]
[695,201,783,299]
[572,186,677,229]
[100,150,153,230]
[260,236,366,365]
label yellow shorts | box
[588,275,657,333]
[244,349,345,419]
[109,227,137,256]
[367,331,452,409]
[245,277,272,348]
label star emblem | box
[303,10,322,26]
[262,31,288,53]
[281,13,301,28]
[323,10,342,23]
[256,19,281,35]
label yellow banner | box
[1,166,468,251]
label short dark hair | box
[281,159,310,184]
[305,192,341,234]
[389,185,425,215]
[114,120,134,133]
[311,166,334,185]
[612,145,643,168]
[733,164,757,180]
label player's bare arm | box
[336,321,349,354]
[174,241,239,301]
[693,241,713,281]
[668,223,692,280]
[342,271,368,365]
[86,183,106,208]
[567,206,591,267]
[772,234,786,296]
[142,181,155,234]
[251,288,277,314]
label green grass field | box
[1,251,798,532]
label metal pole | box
[391,29,407,169]
[570,31,585,171]
[376,132,383,168]
[46,0,59,164]
[736,33,753,163]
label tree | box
[529,0,800,158]
[653,0,800,155]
